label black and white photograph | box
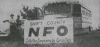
[0,0,100,47]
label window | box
[73,4,81,12]
[73,4,81,17]
[81,10,85,15]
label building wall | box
[81,7,92,28]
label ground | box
[0,30,100,47]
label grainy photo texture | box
[0,0,100,47]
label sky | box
[0,0,100,30]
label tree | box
[20,6,40,20]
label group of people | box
[4,14,23,41]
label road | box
[0,30,100,47]
[75,30,100,47]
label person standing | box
[8,14,17,40]
[89,26,91,32]
[16,15,22,40]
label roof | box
[43,1,91,13]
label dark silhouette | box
[20,6,40,20]
[16,15,23,40]
[89,26,91,32]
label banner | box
[24,18,73,44]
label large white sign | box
[24,18,73,44]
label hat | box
[17,15,20,17]
[10,14,14,16]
